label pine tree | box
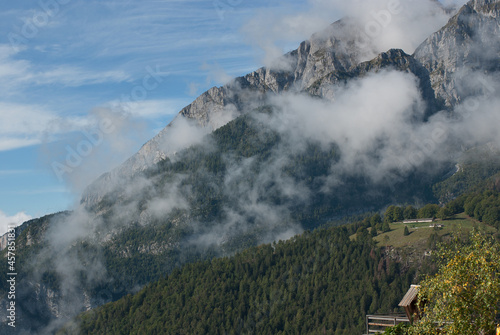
[382,222,391,233]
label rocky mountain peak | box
[413,0,500,107]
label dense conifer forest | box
[64,225,436,334]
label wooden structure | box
[398,285,421,324]
[364,314,410,334]
[363,285,421,334]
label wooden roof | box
[398,285,420,307]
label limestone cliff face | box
[414,0,500,107]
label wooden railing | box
[364,314,410,334]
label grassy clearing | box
[373,213,497,248]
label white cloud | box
[0,102,86,151]
[158,115,212,156]
[0,97,182,154]
[105,99,189,118]
[439,0,468,8]
[201,62,234,86]
[257,70,428,185]
[0,44,129,95]
[346,0,453,56]
[42,107,154,193]
[0,103,58,135]
[242,0,457,68]
[0,138,40,151]
[30,66,129,87]
[0,45,30,79]
[0,210,31,236]
[267,70,421,150]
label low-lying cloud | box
[0,210,31,235]
[261,68,499,186]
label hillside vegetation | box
[62,226,428,335]
[0,108,495,334]
[64,188,500,334]
[65,188,500,335]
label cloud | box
[30,66,129,87]
[0,210,31,235]
[42,108,150,193]
[0,169,33,175]
[41,0,255,76]
[105,99,189,119]
[4,1,500,333]
[439,0,468,8]
[187,82,200,97]
[201,62,234,86]
[157,115,213,157]
[249,67,500,195]
[0,45,129,93]
[242,0,456,68]
[0,102,87,151]
[449,73,500,148]
[241,3,334,69]
[0,99,179,153]
[258,70,424,181]
[0,45,30,79]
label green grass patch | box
[373,214,496,249]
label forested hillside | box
[63,226,431,335]
[61,182,500,335]
[3,107,500,334]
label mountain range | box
[1,0,500,333]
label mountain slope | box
[2,0,500,333]
[80,17,398,208]
[61,226,427,335]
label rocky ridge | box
[414,0,500,107]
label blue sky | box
[0,0,344,232]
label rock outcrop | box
[414,0,500,107]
